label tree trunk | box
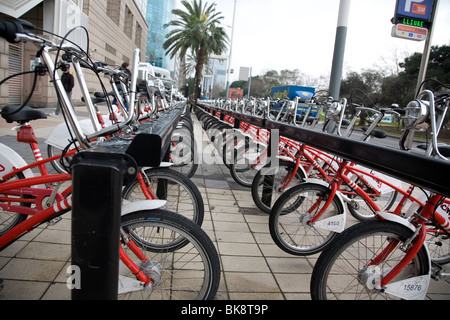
[194,46,206,106]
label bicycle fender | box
[121,199,167,216]
[142,162,173,169]
[384,275,430,300]
[351,164,402,194]
[157,162,173,167]
[0,143,34,180]
[376,211,417,232]
[276,155,293,162]
[46,118,107,149]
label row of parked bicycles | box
[0,20,218,299]
[197,80,450,299]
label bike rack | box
[70,103,185,299]
[197,103,450,198]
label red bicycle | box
[0,20,219,299]
[310,83,450,300]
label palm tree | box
[164,0,229,104]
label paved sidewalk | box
[0,106,449,300]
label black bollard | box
[70,152,137,300]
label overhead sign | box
[395,0,434,22]
[392,24,428,41]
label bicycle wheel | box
[0,172,29,236]
[311,220,430,300]
[229,144,267,187]
[251,160,305,214]
[346,177,398,222]
[269,182,345,256]
[122,167,204,226]
[170,132,198,178]
[119,210,220,300]
[47,144,72,173]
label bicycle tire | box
[269,182,344,256]
[251,160,305,214]
[119,209,220,300]
[346,176,398,222]
[0,172,29,236]
[47,144,71,174]
[310,220,430,300]
[229,144,267,187]
[169,134,198,178]
[122,167,204,226]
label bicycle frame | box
[0,174,72,249]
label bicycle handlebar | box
[0,20,28,43]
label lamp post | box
[329,0,351,100]
[225,0,237,100]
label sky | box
[176,0,450,83]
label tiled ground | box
[0,106,449,300]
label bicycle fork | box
[307,181,346,233]
[118,229,160,294]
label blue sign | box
[396,0,434,21]
[270,86,318,116]
[271,86,315,101]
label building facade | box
[0,0,148,107]
[145,0,175,71]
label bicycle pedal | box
[48,216,62,225]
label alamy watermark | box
[66,265,81,289]
[171,127,280,174]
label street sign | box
[391,24,428,41]
[395,0,434,22]
[392,0,434,41]
[239,67,250,81]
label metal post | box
[247,67,252,98]
[415,0,439,95]
[329,0,351,100]
[71,152,137,300]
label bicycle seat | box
[1,105,47,123]
[417,143,450,157]
[94,91,114,98]
[81,96,106,104]
[361,127,387,139]
[295,115,315,124]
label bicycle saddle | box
[295,114,315,124]
[81,96,106,104]
[417,143,450,157]
[1,105,47,123]
[361,127,387,139]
